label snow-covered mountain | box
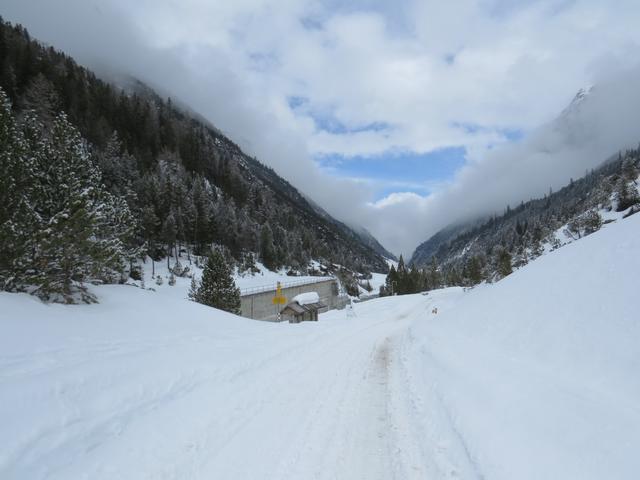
[411,74,640,276]
[0,19,389,291]
[411,147,639,280]
[558,85,594,119]
[348,224,398,262]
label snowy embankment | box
[0,214,639,479]
[233,261,332,293]
[142,258,332,296]
[404,212,640,479]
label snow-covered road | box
[2,214,640,479]
[0,289,445,479]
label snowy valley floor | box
[1,215,640,480]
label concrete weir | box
[240,278,348,321]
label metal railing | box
[239,276,335,296]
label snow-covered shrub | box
[129,266,143,281]
[170,260,190,278]
[566,211,603,239]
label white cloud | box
[363,66,640,256]
[3,0,640,257]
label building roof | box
[291,292,320,305]
[281,300,326,316]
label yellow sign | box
[272,282,287,305]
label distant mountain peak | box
[560,85,594,118]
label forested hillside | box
[0,19,388,302]
[408,149,640,287]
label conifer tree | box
[394,255,407,293]
[29,113,136,301]
[383,264,398,296]
[0,88,37,290]
[397,255,406,273]
[615,177,639,212]
[466,256,484,286]
[189,249,241,314]
[188,275,198,299]
[260,223,277,270]
[19,72,61,124]
[496,248,513,278]
[428,257,440,290]
[0,89,137,302]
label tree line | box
[407,149,640,292]
[0,18,388,304]
[0,90,138,302]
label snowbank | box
[407,212,640,480]
[132,257,332,298]
[234,261,332,293]
[0,213,638,479]
[291,292,319,305]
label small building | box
[281,292,326,323]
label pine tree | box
[383,265,398,296]
[615,177,639,212]
[188,275,198,299]
[191,177,213,254]
[0,88,37,290]
[0,91,137,302]
[496,248,513,278]
[29,113,136,301]
[428,257,440,290]
[466,256,484,286]
[397,255,406,273]
[393,255,411,294]
[260,223,277,270]
[409,266,421,293]
[19,72,61,124]
[189,249,241,314]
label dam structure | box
[239,277,348,321]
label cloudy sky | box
[4,0,640,256]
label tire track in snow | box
[393,326,487,480]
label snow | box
[234,261,332,294]
[291,291,319,305]
[405,214,640,479]
[385,257,398,269]
[131,257,332,297]
[357,272,387,298]
[368,272,386,293]
[1,214,639,479]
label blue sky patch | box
[316,146,467,200]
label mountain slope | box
[0,19,388,275]
[410,147,640,283]
[410,75,640,272]
[349,225,397,261]
[407,209,640,480]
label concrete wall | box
[240,279,348,321]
